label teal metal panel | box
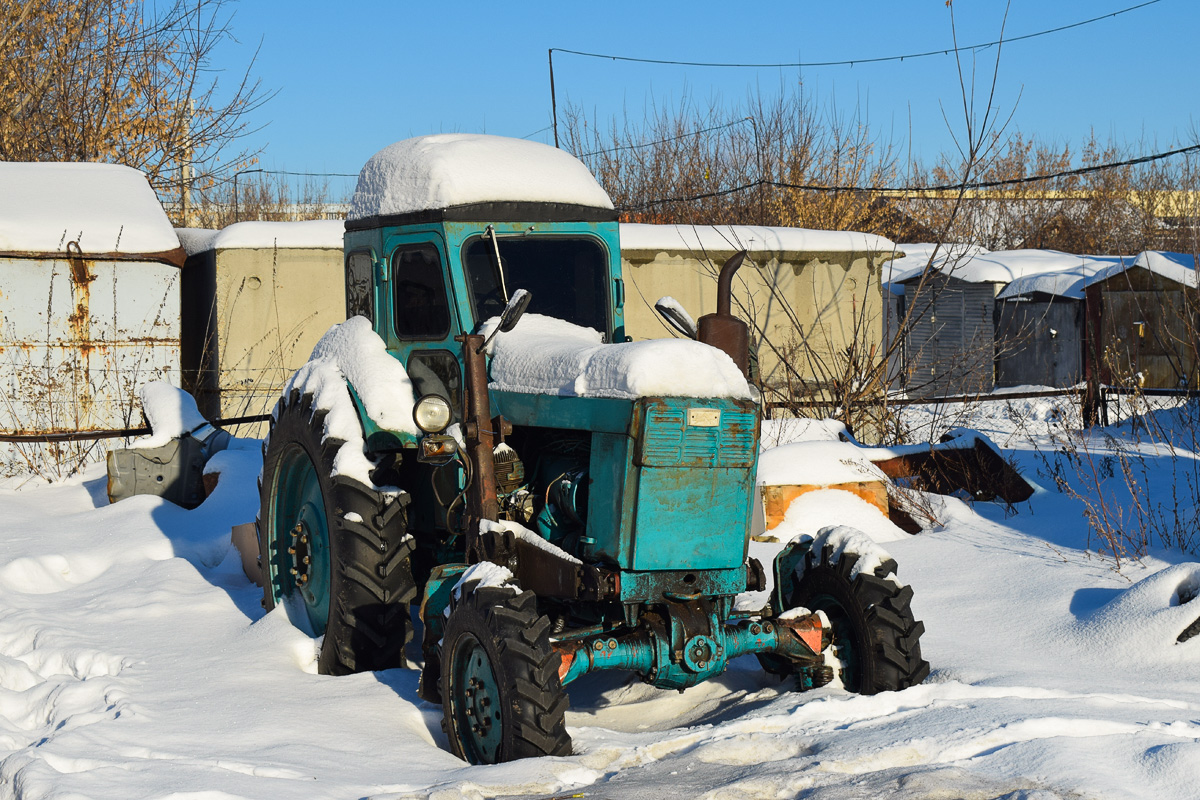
[637,398,757,468]
[617,567,746,603]
[492,390,632,434]
[631,466,754,571]
[585,431,638,567]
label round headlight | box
[413,395,452,433]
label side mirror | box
[499,288,532,333]
[654,296,698,340]
[480,288,532,352]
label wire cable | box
[578,117,751,158]
[552,1,1163,70]
[617,141,1200,211]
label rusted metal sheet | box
[0,247,186,269]
[761,481,889,532]
[872,437,1034,504]
[0,255,181,476]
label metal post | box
[549,48,559,148]
[748,116,764,224]
[459,333,498,559]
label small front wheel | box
[789,532,930,694]
[440,578,571,763]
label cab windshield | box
[462,235,609,335]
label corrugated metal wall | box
[902,273,996,398]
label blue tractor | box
[257,134,928,764]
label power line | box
[552,0,1163,70]
[521,125,553,140]
[578,117,751,158]
[617,140,1200,211]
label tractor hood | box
[482,314,751,401]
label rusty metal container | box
[0,163,183,478]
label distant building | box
[1084,251,1198,390]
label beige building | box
[178,221,346,436]
[619,223,898,399]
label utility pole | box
[180,99,195,227]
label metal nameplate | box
[686,408,721,427]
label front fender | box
[347,383,420,451]
[771,536,814,613]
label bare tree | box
[0,0,269,222]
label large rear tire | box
[258,389,415,675]
[789,540,930,694]
[440,578,571,764]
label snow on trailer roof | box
[347,134,614,221]
[1085,250,1199,289]
[0,162,180,259]
[620,223,896,255]
[176,220,345,256]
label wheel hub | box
[451,636,504,763]
[288,523,313,588]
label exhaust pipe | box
[697,251,750,376]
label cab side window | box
[345,251,374,322]
[392,244,450,339]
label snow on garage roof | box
[620,223,896,256]
[176,220,345,256]
[0,162,180,257]
[348,134,614,221]
[1086,250,1198,289]
[898,247,1127,289]
[884,242,988,288]
[997,254,1128,299]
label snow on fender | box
[771,524,929,694]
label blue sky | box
[217,0,1198,196]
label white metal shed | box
[0,162,183,478]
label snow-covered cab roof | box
[0,162,182,264]
[177,220,345,256]
[346,134,616,228]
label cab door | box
[382,232,464,412]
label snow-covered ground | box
[1,399,1199,799]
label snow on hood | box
[1086,250,1198,289]
[485,314,751,400]
[348,134,614,220]
[282,316,416,483]
[620,223,895,255]
[0,162,180,256]
[177,221,344,255]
